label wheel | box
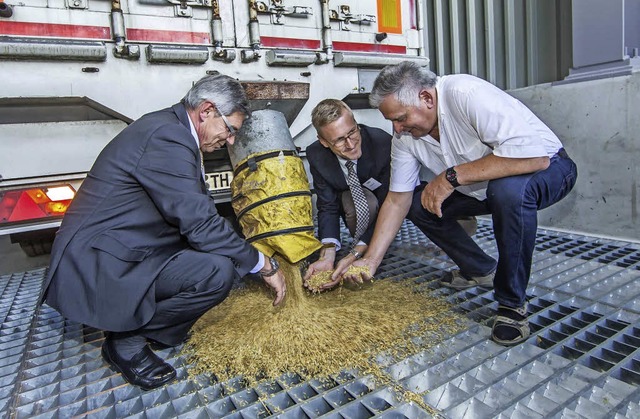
[11,229,57,257]
[19,239,53,257]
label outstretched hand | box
[340,258,376,284]
[316,255,376,291]
[303,258,334,282]
[262,270,286,306]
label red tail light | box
[0,185,75,225]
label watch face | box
[446,167,458,186]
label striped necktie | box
[345,160,369,246]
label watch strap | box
[445,166,460,188]
[260,257,279,277]
[349,248,363,259]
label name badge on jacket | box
[363,178,382,191]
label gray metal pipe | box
[319,0,333,61]
[414,0,426,57]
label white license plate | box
[205,171,234,192]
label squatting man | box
[43,73,286,390]
[333,61,578,347]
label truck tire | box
[11,229,57,257]
[19,239,53,257]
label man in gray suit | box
[43,73,286,390]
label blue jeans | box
[407,151,578,308]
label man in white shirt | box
[335,61,578,346]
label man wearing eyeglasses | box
[303,99,393,285]
[42,73,286,391]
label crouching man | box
[43,73,286,390]
[334,62,577,346]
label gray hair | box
[311,99,354,131]
[369,61,438,108]
[182,72,250,117]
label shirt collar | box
[187,112,200,151]
[336,156,357,167]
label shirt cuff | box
[390,179,420,193]
[321,238,341,251]
[250,252,266,274]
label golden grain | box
[185,255,464,390]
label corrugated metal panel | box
[422,0,573,89]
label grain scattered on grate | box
[185,255,464,385]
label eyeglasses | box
[328,125,360,148]
[218,112,237,138]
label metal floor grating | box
[2,220,640,418]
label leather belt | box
[556,148,569,159]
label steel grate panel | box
[3,220,640,417]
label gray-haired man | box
[335,61,577,347]
[44,73,286,390]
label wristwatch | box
[445,166,460,188]
[260,256,280,278]
[349,248,363,259]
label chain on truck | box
[0,0,429,256]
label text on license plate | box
[205,171,234,192]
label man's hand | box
[262,270,286,306]
[421,173,454,217]
[303,258,334,288]
[321,251,378,291]
[260,256,286,306]
[341,258,376,284]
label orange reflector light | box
[46,201,71,215]
[0,184,76,225]
[25,189,49,204]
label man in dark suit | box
[43,73,286,390]
[303,99,392,284]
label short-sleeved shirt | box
[390,74,563,201]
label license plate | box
[205,171,234,192]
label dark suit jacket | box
[43,103,258,332]
[307,124,392,245]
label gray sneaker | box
[440,269,494,290]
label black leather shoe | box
[102,339,176,390]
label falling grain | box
[185,255,464,387]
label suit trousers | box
[407,151,577,308]
[135,250,237,346]
[341,188,379,238]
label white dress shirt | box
[390,74,563,201]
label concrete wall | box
[509,72,640,241]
